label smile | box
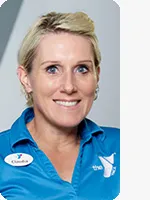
[54,100,80,107]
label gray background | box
[0,0,120,131]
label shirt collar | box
[78,118,105,143]
[10,107,105,149]
[10,107,36,149]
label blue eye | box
[46,65,58,74]
[77,65,88,73]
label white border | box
[113,0,120,7]
[0,0,7,7]
[121,0,150,199]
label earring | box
[94,85,99,100]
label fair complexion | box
[18,32,100,182]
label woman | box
[0,11,120,200]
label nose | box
[60,71,77,94]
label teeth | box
[55,101,78,107]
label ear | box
[17,66,32,93]
[96,66,100,82]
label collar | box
[10,107,36,150]
[78,118,105,143]
[10,107,105,149]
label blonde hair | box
[18,11,101,106]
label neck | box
[27,113,80,151]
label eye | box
[46,65,58,74]
[76,65,89,73]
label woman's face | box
[24,32,100,128]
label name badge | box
[4,153,33,166]
[0,193,7,200]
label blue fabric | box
[0,108,120,200]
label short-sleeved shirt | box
[0,108,120,200]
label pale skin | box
[17,32,100,183]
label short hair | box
[18,11,101,106]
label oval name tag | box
[4,153,33,167]
[0,193,7,200]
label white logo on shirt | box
[92,165,103,171]
[99,153,116,178]
[0,193,7,200]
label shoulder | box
[96,126,120,155]
[0,129,11,139]
[101,126,120,141]
[0,129,11,156]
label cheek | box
[31,77,57,97]
[80,78,97,97]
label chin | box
[55,117,84,129]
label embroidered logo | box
[99,153,116,178]
[0,193,7,200]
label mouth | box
[53,100,81,107]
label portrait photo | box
[0,0,120,199]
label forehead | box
[35,32,93,62]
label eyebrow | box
[40,60,93,66]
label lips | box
[53,100,80,107]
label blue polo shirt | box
[0,108,120,200]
